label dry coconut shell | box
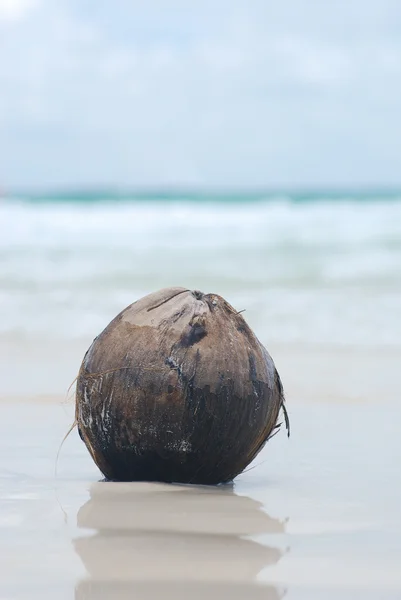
[76,287,289,484]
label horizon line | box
[4,183,401,197]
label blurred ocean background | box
[1,190,401,401]
[2,190,400,347]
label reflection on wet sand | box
[74,482,287,599]
[76,581,283,600]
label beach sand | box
[1,347,400,600]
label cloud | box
[0,1,400,188]
[0,0,39,20]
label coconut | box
[76,287,289,484]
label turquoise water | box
[7,188,401,203]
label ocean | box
[1,190,400,350]
[2,189,400,398]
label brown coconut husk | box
[75,287,289,484]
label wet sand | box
[1,391,401,600]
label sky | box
[0,0,400,189]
